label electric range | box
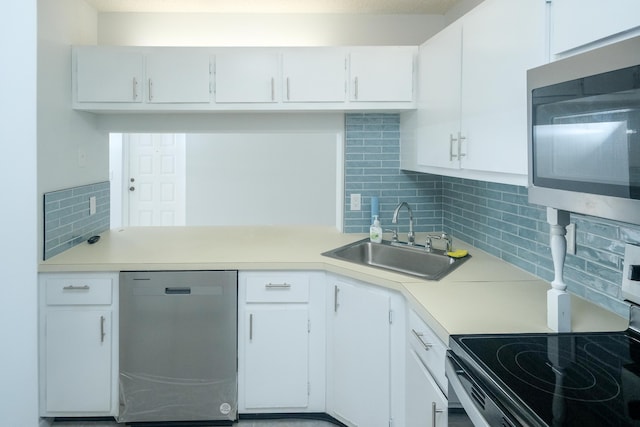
[446,244,640,427]
[447,319,640,426]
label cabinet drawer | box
[245,274,309,303]
[408,310,448,393]
[45,277,113,305]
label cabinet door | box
[406,348,448,427]
[145,50,211,103]
[243,305,309,409]
[349,48,414,102]
[45,310,112,413]
[416,22,463,169]
[76,48,143,103]
[459,0,547,175]
[551,0,640,55]
[282,49,346,102]
[215,51,280,103]
[329,280,390,427]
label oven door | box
[445,351,521,427]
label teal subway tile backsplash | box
[344,113,442,233]
[442,176,640,317]
[345,112,640,316]
[43,181,110,260]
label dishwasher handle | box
[165,287,191,295]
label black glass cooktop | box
[452,331,640,426]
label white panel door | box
[243,305,310,409]
[127,134,186,226]
[45,310,112,412]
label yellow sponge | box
[447,249,468,258]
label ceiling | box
[83,0,463,14]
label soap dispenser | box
[370,215,383,243]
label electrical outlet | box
[89,196,97,215]
[350,193,361,211]
[566,223,576,255]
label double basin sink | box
[322,238,470,280]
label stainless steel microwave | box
[527,35,640,225]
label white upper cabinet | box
[145,49,211,103]
[72,46,415,111]
[414,21,463,170]
[349,47,415,102]
[458,0,547,175]
[214,51,280,103]
[282,49,346,102]
[410,0,547,185]
[75,48,143,103]
[551,0,640,56]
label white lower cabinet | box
[406,349,447,427]
[326,274,405,427]
[238,271,326,413]
[39,273,119,416]
[406,309,449,427]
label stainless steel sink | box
[322,238,470,280]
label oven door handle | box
[447,351,533,427]
[446,354,492,427]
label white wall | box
[185,133,339,226]
[37,0,105,257]
[0,2,39,425]
[96,13,445,46]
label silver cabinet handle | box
[354,76,359,100]
[249,313,254,341]
[63,285,90,291]
[458,131,466,159]
[271,77,275,101]
[133,77,138,100]
[449,133,458,161]
[265,282,291,289]
[432,401,444,427]
[148,78,153,101]
[334,285,340,312]
[286,77,290,100]
[411,328,432,350]
[100,315,106,343]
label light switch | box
[89,196,97,215]
[350,193,361,211]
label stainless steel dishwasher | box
[118,270,238,424]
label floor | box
[51,418,340,427]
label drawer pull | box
[412,328,432,350]
[432,401,444,427]
[100,315,106,343]
[249,313,254,341]
[63,285,90,291]
[265,282,291,289]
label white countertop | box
[40,226,628,342]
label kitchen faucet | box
[391,201,415,245]
[425,232,453,252]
